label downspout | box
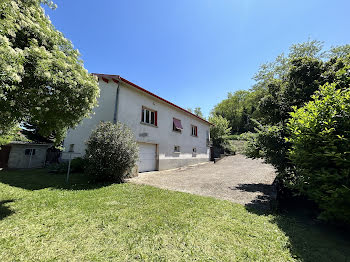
[113,77,121,124]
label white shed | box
[5,142,51,169]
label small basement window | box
[174,145,180,153]
[173,118,183,132]
[24,149,36,155]
[192,148,197,155]
[141,107,157,126]
[191,125,198,137]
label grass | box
[0,169,349,261]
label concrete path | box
[129,155,276,210]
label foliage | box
[48,157,87,174]
[245,122,292,173]
[194,107,204,118]
[85,122,139,183]
[245,44,350,177]
[221,139,236,155]
[212,90,260,133]
[212,40,350,135]
[0,0,99,145]
[208,115,231,147]
[325,44,350,59]
[287,83,350,223]
[70,157,87,173]
[238,131,257,141]
[238,41,350,224]
[0,125,29,146]
[187,107,205,118]
[48,161,68,174]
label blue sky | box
[45,0,350,118]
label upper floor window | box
[173,118,183,132]
[141,107,157,126]
[191,125,198,137]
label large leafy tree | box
[0,0,99,145]
[212,89,261,133]
[246,53,350,173]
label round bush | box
[85,122,139,183]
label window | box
[69,144,75,152]
[141,107,157,126]
[174,145,180,153]
[173,118,183,132]
[24,149,36,155]
[206,130,211,147]
[192,148,197,154]
[191,125,198,137]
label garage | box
[138,143,157,172]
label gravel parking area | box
[129,155,276,210]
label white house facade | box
[62,74,212,172]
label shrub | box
[85,122,139,183]
[222,140,236,155]
[287,83,350,224]
[244,123,291,174]
[48,162,68,174]
[70,157,87,173]
[238,132,257,141]
[208,115,232,147]
[47,157,87,174]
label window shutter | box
[155,111,158,126]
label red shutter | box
[155,111,158,126]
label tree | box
[208,115,231,146]
[194,107,204,118]
[0,0,99,145]
[325,44,350,59]
[212,90,258,133]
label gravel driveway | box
[129,155,276,210]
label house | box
[0,141,51,169]
[62,74,212,172]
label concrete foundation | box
[159,158,209,170]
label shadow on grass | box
[0,169,112,191]
[232,183,276,213]
[240,182,350,262]
[0,200,15,220]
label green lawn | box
[0,169,349,261]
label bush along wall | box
[84,122,139,183]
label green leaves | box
[208,115,231,146]
[85,122,139,183]
[0,0,99,144]
[287,83,350,223]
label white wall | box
[63,80,116,157]
[63,79,211,170]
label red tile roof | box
[92,73,212,125]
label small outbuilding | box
[0,141,51,169]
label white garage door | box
[138,143,157,172]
